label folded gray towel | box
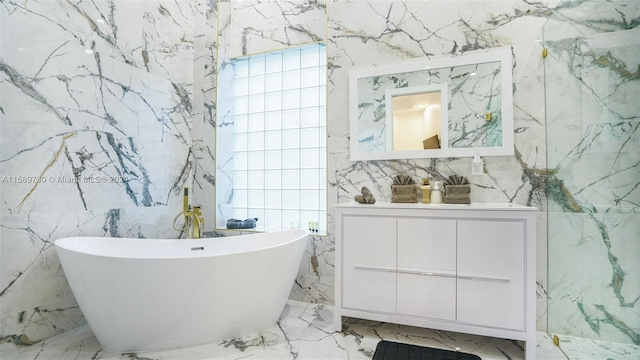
[227,218,258,229]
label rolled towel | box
[355,186,376,204]
[444,175,469,186]
[392,174,416,186]
[226,219,242,229]
[361,186,376,204]
[226,218,258,229]
[242,218,258,228]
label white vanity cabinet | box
[341,215,397,313]
[396,218,457,321]
[456,220,525,330]
[334,203,537,359]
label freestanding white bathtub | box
[55,229,309,353]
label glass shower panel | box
[543,1,640,345]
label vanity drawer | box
[397,218,456,271]
[341,215,397,313]
[397,272,456,321]
[456,220,525,330]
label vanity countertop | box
[335,202,536,211]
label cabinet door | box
[341,215,396,313]
[397,218,456,320]
[457,220,525,330]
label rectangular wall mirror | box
[349,47,514,161]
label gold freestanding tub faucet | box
[173,187,204,238]
[191,205,203,239]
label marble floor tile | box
[3,300,638,360]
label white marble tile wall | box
[543,6,640,344]
[0,0,203,352]
[191,0,218,226]
[1,0,637,354]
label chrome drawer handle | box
[353,266,510,283]
[353,266,456,278]
[396,269,457,278]
[457,274,510,283]
[353,265,396,273]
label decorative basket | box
[443,184,471,204]
[391,185,418,203]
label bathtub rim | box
[54,228,310,260]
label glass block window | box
[219,43,326,234]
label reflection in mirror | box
[392,93,441,151]
[349,47,513,160]
[448,62,502,148]
[385,84,448,151]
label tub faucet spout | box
[191,205,203,239]
[173,187,204,239]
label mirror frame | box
[349,47,514,161]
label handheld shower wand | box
[183,187,189,212]
[183,187,191,235]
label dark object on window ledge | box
[226,218,258,229]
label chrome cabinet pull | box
[457,274,510,283]
[354,266,456,278]
[396,269,457,278]
[353,266,510,283]
[353,265,396,273]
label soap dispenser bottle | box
[430,181,443,204]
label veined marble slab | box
[1,0,201,348]
[543,7,640,345]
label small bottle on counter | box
[430,181,443,204]
[421,179,431,204]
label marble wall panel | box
[544,6,639,344]
[548,212,639,344]
[0,0,201,351]
[1,210,115,349]
[222,0,326,58]
[191,0,218,228]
